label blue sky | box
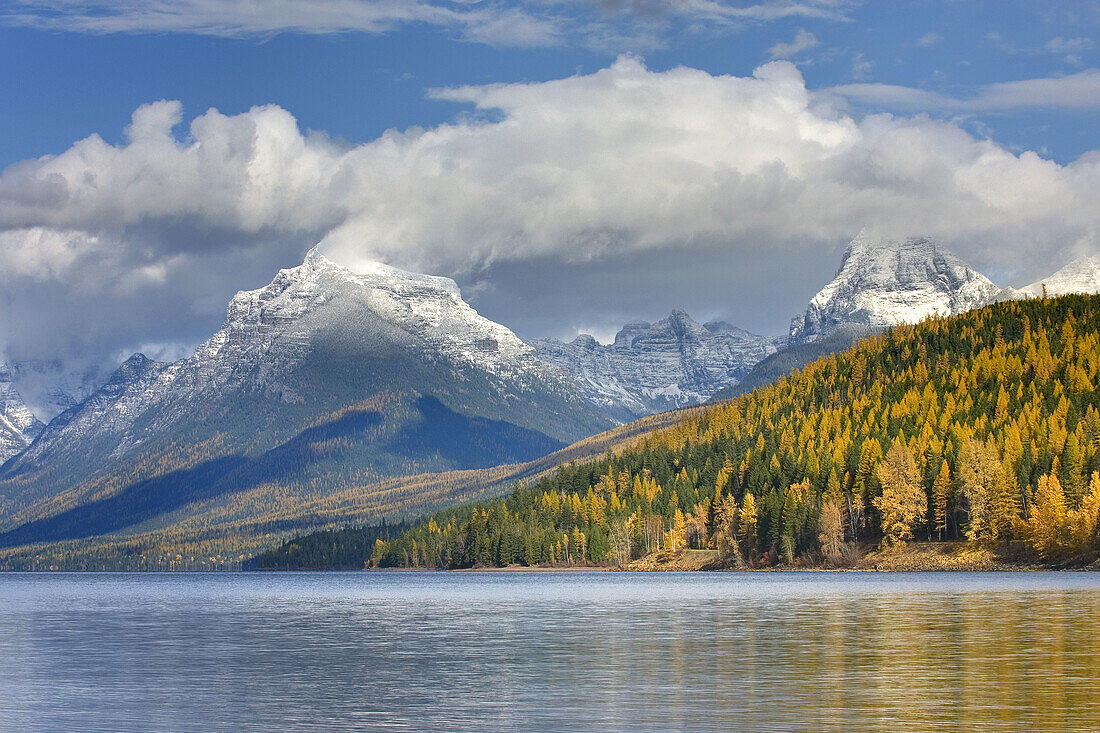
[0,0,1099,399]
[2,1,1097,165]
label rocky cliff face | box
[533,311,782,421]
[789,232,1001,344]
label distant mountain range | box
[1011,256,1100,299]
[3,232,1100,564]
[532,311,783,421]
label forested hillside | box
[371,295,1100,569]
[0,399,696,569]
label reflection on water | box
[0,571,1098,732]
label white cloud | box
[914,32,941,48]
[850,52,871,80]
[1,0,853,48]
[831,68,1100,111]
[2,56,1100,383]
[985,31,1017,55]
[768,28,818,59]
[2,0,561,47]
[1046,37,1095,55]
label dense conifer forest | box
[360,295,1100,570]
[255,521,411,569]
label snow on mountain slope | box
[789,232,1001,344]
[0,362,44,463]
[1,361,104,424]
[533,311,783,421]
[1,248,610,516]
[1020,256,1100,298]
[146,245,578,405]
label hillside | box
[0,401,697,569]
[369,294,1100,570]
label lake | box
[1,571,1098,731]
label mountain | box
[0,362,44,463]
[531,311,783,421]
[0,248,611,544]
[714,232,999,403]
[1019,256,1100,298]
[0,402,697,569]
[789,232,1000,344]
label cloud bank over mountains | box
[1,56,1099,377]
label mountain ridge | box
[1019,255,1100,298]
[789,231,1001,345]
[532,310,782,421]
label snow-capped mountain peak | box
[308,248,464,301]
[185,246,551,396]
[789,231,1000,344]
[1020,255,1100,298]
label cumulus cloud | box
[2,56,1100,396]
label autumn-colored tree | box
[818,498,844,564]
[989,460,1021,543]
[957,439,1000,542]
[713,493,739,558]
[932,461,951,540]
[874,443,927,547]
[1023,474,1070,560]
[738,492,758,562]
[608,516,632,567]
[666,508,687,552]
[687,502,710,549]
[1071,472,1100,558]
[571,526,587,565]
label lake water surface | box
[1,571,1098,731]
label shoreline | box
[370,543,1097,573]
